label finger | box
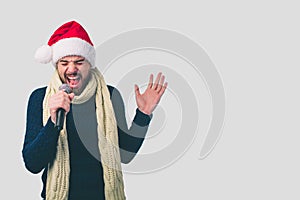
[57,93,71,111]
[158,82,168,96]
[159,74,165,85]
[156,75,165,92]
[65,97,72,111]
[134,84,141,97]
[57,90,66,96]
[147,74,154,89]
[50,108,57,116]
[49,93,69,113]
[55,91,68,102]
[153,72,162,89]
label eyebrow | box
[59,58,85,63]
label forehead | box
[59,55,85,62]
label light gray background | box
[1,0,299,199]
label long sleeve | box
[22,85,152,173]
[22,87,60,174]
[108,86,152,164]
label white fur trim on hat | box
[34,45,52,64]
[51,37,95,67]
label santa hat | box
[34,21,95,67]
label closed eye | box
[74,59,85,65]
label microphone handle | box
[55,108,65,131]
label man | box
[22,21,167,200]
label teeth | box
[67,76,79,80]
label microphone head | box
[59,84,72,94]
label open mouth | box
[65,73,81,88]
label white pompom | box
[34,45,52,64]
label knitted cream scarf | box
[43,68,126,200]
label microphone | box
[55,84,72,131]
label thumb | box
[134,84,141,97]
[68,93,75,101]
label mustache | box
[65,72,82,77]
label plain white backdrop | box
[1,0,299,199]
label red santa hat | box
[34,21,95,67]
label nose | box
[67,62,78,72]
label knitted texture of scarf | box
[43,68,126,200]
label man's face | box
[57,55,91,95]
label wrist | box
[138,107,152,115]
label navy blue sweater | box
[22,86,151,199]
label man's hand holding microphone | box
[48,84,74,131]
